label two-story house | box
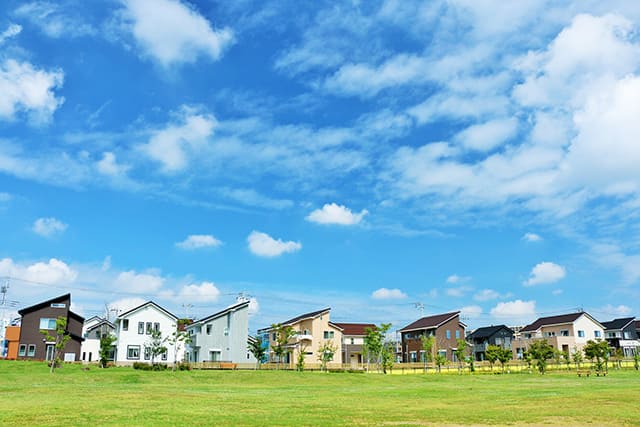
[259,308,343,367]
[80,316,115,363]
[332,322,376,368]
[113,301,182,365]
[399,311,466,362]
[601,317,640,357]
[512,311,604,359]
[185,300,255,364]
[16,293,84,361]
[466,325,514,361]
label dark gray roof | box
[281,308,330,326]
[601,317,635,331]
[467,325,513,340]
[399,311,461,332]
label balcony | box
[296,334,313,342]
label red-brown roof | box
[332,323,376,336]
[399,311,461,332]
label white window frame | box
[39,318,57,330]
[127,345,141,360]
[18,344,27,357]
[27,344,36,357]
[138,322,144,334]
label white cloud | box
[109,297,147,315]
[248,297,260,316]
[600,304,632,317]
[0,24,22,43]
[15,2,95,38]
[473,289,500,302]
[0,59,64,124]
[551,289,563,296]
[32,217,67,237]
[446,274,471,284]
[140,108,216,172]
[176,281,220,303]
[121,0,234,67]
[220,187,294,210]
[454,118,518,152]
[0,257,78,285]
[591,243,640,285]
[522,232,542,242]
[524,262,566,286]
[306,203,368,225]
[490,299,536,318]
[96,152,129,177]
[114,270,165,293]
[247,231,301,257]
[460,305,482,319]
[371,287,407,300]
[175,234,222,250]
[446,286,472,298]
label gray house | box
[185,300,255,364]
[467,325,514,361]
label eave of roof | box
[18,294,71,316]
[116,301,177,321]
[188,300,250,327]
[399,311,461,332]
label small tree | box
[271,324,295,369]
[420,335,434,372]
[497,347,513,373]
[434,351,447,373]
[562,350,571,371]
[552,349,563,371]
[572,346,583,370]
[364,324,392,373]
[485,345,501,371]
[584,339,610,374]
[145,330,167,365]
[454,339,467,374]
[613,348,624,370]
[381,344,395,374]
[633,351,640,371]
[99,333,117,368]
[40,316,71,374]
[166,328,191,371]
[527,340,554,374]
[523,350,533,373]
[247,336,267,370]
[317,341,337,372]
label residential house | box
[80,316,115,363]
[16,294,84,361]
[185,300,255,364]
[466,325,514,361]
[333,322,376,368]
[259,308,343,367]
[399,311,466,362]
[601,317,640,357]
[113,301,182,365]
[512,311,604,359]
[3,324,21,359]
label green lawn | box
[1,361,639,426]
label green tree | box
[572,346,583,370]
[497,347,513,373]
[485,345,501,371]
[381,343,395,374]
[166,328,191,371]
[144,330,167,365]
[583,340,610,374]
[613,348,624,369]
[247,336,267,369]
[454,338,467,374]
[633,351,640,371]
[420,335,434,372]
[527,340,554,374]
[98,333,117,368]
[561,350,571,371]
[271,324,295,369]
[552,349,563,371]
[434,351,447,373]
[317,340,337,372]
[364,324,391,373]
[40,316,72,374]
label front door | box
[45,345,55,361]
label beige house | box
[512,311,604,359]
[259,308,343,368]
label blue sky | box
[2,0,640,334]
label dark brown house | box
[333,322,376,367]
[399,311,466,362]
[17,294,84,361]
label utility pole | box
[181,303,194,319]
[0,280,9,358]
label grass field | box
[1,361,640,426]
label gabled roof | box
[187,300,250,327]
[332,323,376,336]
[116,301,177,321]
[467,325,514,340]
[399,311,461,333]
[86,319,115,333]
[521,312,602,332]
[601,317,635,331]
[281,308,330,326]
[18,293,71,315]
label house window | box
[544,331,556,337]
[127,345,140,360]
[154,322,160,333]
[578,330,585,338]
[455,330,460,339]
[524,333,532,339]
[138,322,144,334]
[495,337,503,346]
[438,349,447,358]
[39,318,57,330]
[594,331,601,338]
[272,332,277,341]
[410,351,417,362]
[146,322,153,335]
[419,350,425,362]
[144,347,151,360]
[161,351,167,361]
[96,331,102,339]
[18,344,27,357]
[122,319,129,331]
[206,325,212,335]
[323,331,334,339]
[82,352,86,361]
[224,327,229,336]
[560,330,569,337]
[350,338,354,345]
[446,330,451,340]
[624,331,631,339]
[27,344,36,357]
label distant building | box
[332,322,376,367]
[399,311,466,362]
[466,325,514,361]
[80,316,115,363]
[17,294,84,361]
[601,317,640,357]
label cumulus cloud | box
[446,274,471,284]
[96,152,129,177]
[490,299,536,318]
[524,262,566,286]
[600,304,632,317]
[0,257,78,285]
[306,203,368,225]
[175,234,222,250]
[473,289,500,302]
[14,2,95,38]
[120,0,234,67]
[0,59,64,124]
[460,305,482,319]
[248,297,260,316]
[453,117,518,152]
[0,24,22,43]
[32,217,67,237]
[371,287,407,300]
[247,231,301,257]
[114,270,165,293]
[109,297,147,315]
[522,232,542,242]
[176,281,220,302]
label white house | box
[80,316,115,363]
[113,301,183,365]
[185,300,255,364]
